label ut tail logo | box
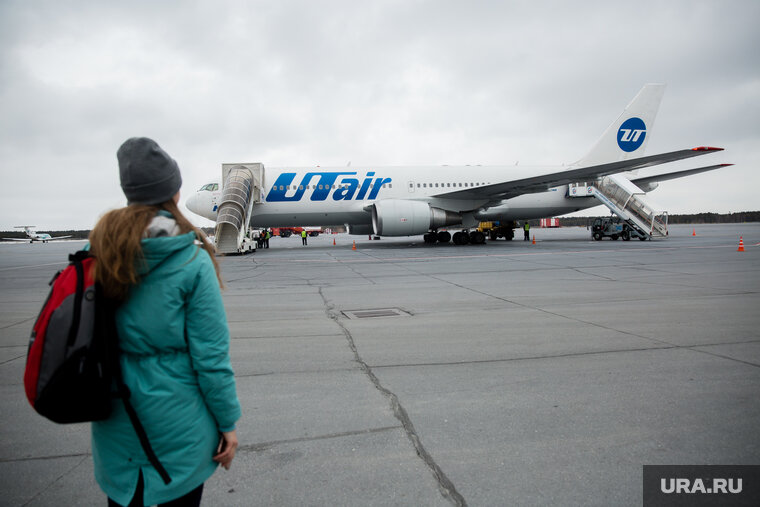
[617,117,647,152]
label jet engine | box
[371,200,461,236]
[637,182,659,192]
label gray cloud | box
[1,0,757,230]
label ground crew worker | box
[265,229,271,248]
[301,229,308,246]
[524,221,530,240]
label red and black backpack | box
[25,250,114,422]
[24,250,171,484]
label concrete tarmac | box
[1,224,758,506]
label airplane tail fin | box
[575,84,666,168]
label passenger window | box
[299,185,303,190]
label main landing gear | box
[424,230,486,245]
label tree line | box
[2,211,758,240]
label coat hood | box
[138,231,197,275]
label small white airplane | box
[3,226,72,243]
[186,84,731,243]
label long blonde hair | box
[89,200,221,301]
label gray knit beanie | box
[117,137,182,205]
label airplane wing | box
[48,235,72,240]
[630,163,733,187]
[2,237,32,241]
[434,147,724,202]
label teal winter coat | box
[91,227,241,505]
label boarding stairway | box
[569,174,668,238]
[215,163,263,254]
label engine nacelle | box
[371,200,461,236]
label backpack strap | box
[100,286,173,485]
[66,252,88,347]
[118,384,173,485]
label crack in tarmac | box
[20,454,89,507]
[238,425,402,453]
[316,284,468,507]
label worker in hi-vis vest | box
[301,229,308,246]
[523,221,530,241]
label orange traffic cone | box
[737,236,745,252]
[692,228,696,236]
[352,240,357,250]
[532,235,536,245]
[333,237,336,246]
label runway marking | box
[247,243,742,265]
[0,261,67,272]
[238,425,402,453]
[0,452,90,463]
[0,353,25,366]
[371,338,760,370]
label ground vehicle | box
[272,227,323,238]
[477,221,516,241]
[591,217,648,241]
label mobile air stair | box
[215,163,263,254]
[569,174,668,239]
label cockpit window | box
[199,183,219,191]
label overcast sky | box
[1,0,757,230]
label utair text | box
[266,171,392,202]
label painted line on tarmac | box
[0,261,67,272]
[247,243,739,264]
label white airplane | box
[3,226,72,243]
[186,84,731,244]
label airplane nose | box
[185,193,200,214]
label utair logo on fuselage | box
[266,171,392,202]
[617,117,647,152]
